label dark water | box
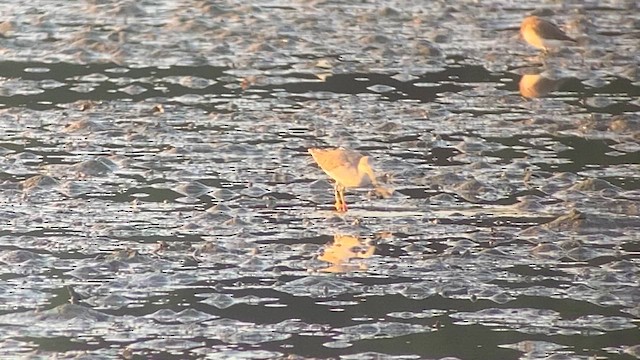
[0,1,639,359]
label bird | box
[520,16,576,52]
[308,147,386,212]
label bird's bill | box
[374,186,394,199]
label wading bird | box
[308,147,388,212]
[520,16,576,52]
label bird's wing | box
[309,148,361,172]
[538,20,575,41]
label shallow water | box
[0,0,639,359]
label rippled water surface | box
[1,0,639,359]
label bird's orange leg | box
[333,184,343,211]
[337,185,348,212]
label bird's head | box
[520,16,540,33]
[358,156,378,186]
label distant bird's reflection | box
[519,73,567,98]
[318,234,375,273]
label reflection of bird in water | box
[520,16,576,52]
[308,147,391,212]
[519,73,566,98]
[318,234,375,273]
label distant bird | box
[308,147,385,212]
[520,16,576,52]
